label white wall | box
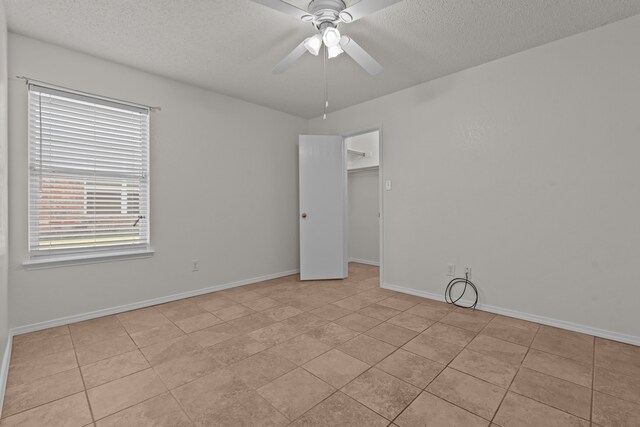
[0,1,10,373]
[8,34,307,328]
[348,168,379,264]
[311,14,640,341]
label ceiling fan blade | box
[272,39,308,74]
[249,0,312,21]
[340,36,383,75]
[340,0,402,22]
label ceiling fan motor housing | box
[308,0,346,28]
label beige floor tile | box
[174,312,222,333]
[357,290,391,305]
[450,349,518,388]
[426,368,505,420]
[511,368,592,419]
[333,296,376,312]
[7,350,78,387]
[290,392,388,427]
[247,322,302,347]
[489,314,539,331]
[10,334,74,361]
[200,391,288,427]
[595,337,640,377]
[141,336,221,388]
[531,326,594,365]
[11,326,69,346]
[387,312,435,332]
[334,313,382,332]
[466,335,528,366]
[342,368,420,420]
[128,323,185,348]
[592,390,640,427]
[1,368,84,418]
[405,304,453,321]
[394,392,489,427]
[0,392,92,427]
[358,304,401,321]
[226,313,275,334]
[338,335,397,365]
[402,334,463,365]
[257,368,334,420]
[74,334,138,367]
[493,392,589,427]
[261,305,304,322]
[284,300,317,312]
[271,334,331,365]
[421,322,477,347]
[156,299,207,322]
[116,307,168,330]
[95,393,193,427]
[309,304,352,321]
[303,349,369,388]
[227,350,296,389]
[440,310,494,332]
[240,296,281,312]
[282,313,329,332]
[304,323,359,347]
[377,297,420,311]
[481,318,537,347]
[81,350,149,389]
[69,316,129,348]
[206,335,267,366]
[224,290,263,304]
[213,304,256,321]
[376,349,444,388]
[365,322,417,347]
[594,366,640,405]
[87,368,167,420]
[190,294,235,313]
[522,349,593,388]
[189,323,240,348]
[172,368,253,421]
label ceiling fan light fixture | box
[304,34,323,56]
[338,11,353,23]
[327,44,344,59]
[322,27,341,47]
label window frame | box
[23,83,153,269]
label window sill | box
[23,248,155,270]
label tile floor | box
[1,263,640,426]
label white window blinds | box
[28,84,150,257]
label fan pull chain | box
[323,44,328,120]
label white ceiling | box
[6,0,640,119]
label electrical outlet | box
[448,264,455,277]
[465,267,472,278]
[192,259,200,272]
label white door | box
[299,135,348,280]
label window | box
[27,84,150,264]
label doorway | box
[346,130,381,272]
[298,129,382,283]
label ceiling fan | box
[250,0,402,75]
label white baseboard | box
[0,334,12,416]
[382,282,640,347]
[11,269,300,337]
[349,258,380,267]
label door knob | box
[301,213,307,219]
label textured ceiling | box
[6,0,640,118]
